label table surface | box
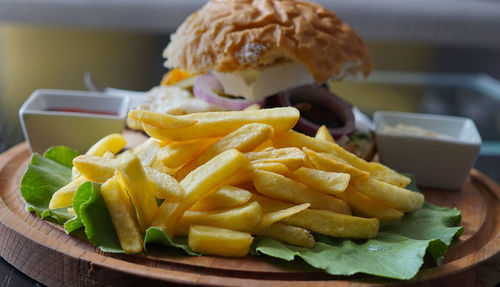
[0,152,498,286]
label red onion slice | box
[272,85,355,139]
[193,74,265,110]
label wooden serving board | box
[1,139,499,286]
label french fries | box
[142,107,299,141]
[281,209,379,239]
[253,170,351,214]
[259,223,315,248]
[273,130,411,187]
[101,175,143,253]
[315,125,335,143]
[114,152,159,232]
[61,106,425,257]
[175,123,274,179]
[176,201,262,236]
[188,225,253,257]
[189,185,252,211]
[291,167,350,194]
[152,149,248,238]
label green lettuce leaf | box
[144,227,199,256]
[43,145,80,168]
[20,146,79,224]
[76,182,123,253]
[253,202,463,280]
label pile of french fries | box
[49,105,424,257]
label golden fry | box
[49,176,87,209]
[274,130,410,187]
[128,109,197,128]
[315,125,335,143]
[245,147,306,170]
[151,149,248,238]
[159,138,217,168]
[282,209,379,239]
[188,225,253,257]
[176,123,273,179]
[335,187,404,222]
[72,155,115,183]
[176,201,262,236]
[101,176,143,253]
[189,185,252,211]
[144,167,184,200]
[291,167,350,194]
[143,107,299,141]
[114,151,158,232]
[353,177,425,212]
[253,170,351,214]
[259,223,315,248]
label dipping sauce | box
[46,108,118,116]
[381,123,454,140]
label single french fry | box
[72,155,115,183]
[132,138,160,167]
[335,187,404,222]
[151,149,248,238]
[282,209,379,239]
[49,176,87,209]
[251,193,291,213]
[353,177,425,212]
[254,140,274,152]
[253,170,351,214]
[114,152,158,232]
[176,123,274,179]
[291,167,350,195]
[274,130,410,187]
[245,147,306,170]
[150,157,176,176]
[86,133,127,156]
[188,225,253,257]
[101,175,143,253]
[304,148,369,179]
[176,201,262,236]
[128,109,197,128]
[315,125,335,143]
[159,138,217,168]
[144,167,184,201]
[243,104,260,111]
[189,185,252,211]
[250,162,290,175]
[253,203,310,233]
[259,223,315,248]
[143,107,299,141]
[223,162,290,187]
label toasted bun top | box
[164,0,372,83]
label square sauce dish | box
[374,111,481,190]
[19,89,129,154]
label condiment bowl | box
[374,111,481,190]
[19,89,129,154]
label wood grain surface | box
[0,138,499,287]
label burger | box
[135,0,374,159]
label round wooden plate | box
[0,140,499,286]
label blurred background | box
[0,0,499,155]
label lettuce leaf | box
[144,227,199,256]
[253,202,463,280]
[20,146,78,224]
[76,182,123,253]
